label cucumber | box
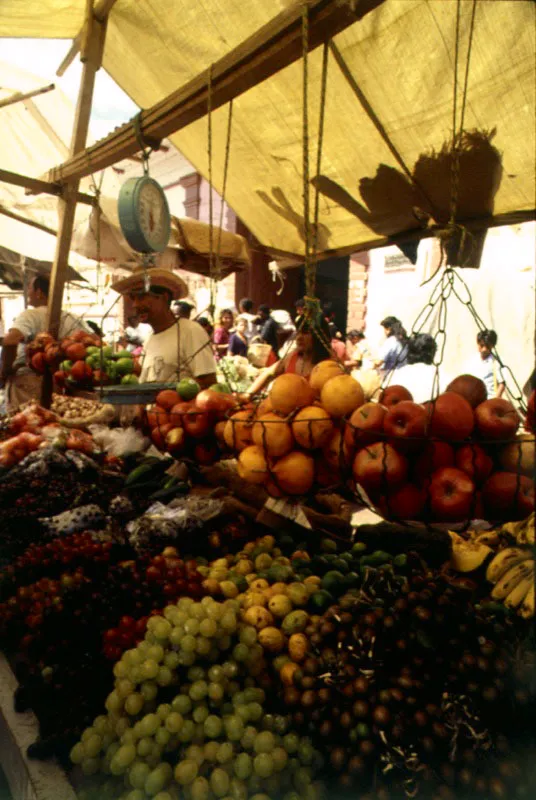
[149,483,189,502]
[125,458,173,486]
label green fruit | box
[344,571,360,589]
[116,349,133,359]
[102,345,114,359]
[281,610,309,635]
[320,538,338,554]
[321,570,346,596]
[332,558,350,575]
[309,590,334,613]
[86,346,100,356]
[209,382,232,394]
[352,542,367,555]
[121,374,139,385]
[115,357,134,376]
[86,354,100,369]
[176,378,200,401]
[60,360,73,372]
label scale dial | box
[118,176,171,253]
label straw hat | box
[111,268,188,300]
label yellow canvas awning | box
[1,0,534,258]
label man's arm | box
[496,382,506,398]
[0,328,24,386]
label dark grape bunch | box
[276,562,535,799]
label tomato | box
[119,615,136,631]
[146,566,161,581]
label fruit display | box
[144,381,239,465]
[227,365,534,522]
[51,394,116,427]
[27,329,141,389]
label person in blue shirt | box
[376,315,409,374]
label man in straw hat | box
[112,268,216,387]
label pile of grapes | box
[276,558,535,799]
[71,597,324,800]
[0,536,206,757]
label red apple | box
[446,374,487,408]
[428,466,476,522]
[183,409,212,439]
[165,427,186,455]
[474,398,520,441]
[168,401,192,428]
[379,385,413,407]
[146,405,169,429]
[352,441,408,494]
[481,472,534,521]
[194,441,219,465]
[455,443,494,484]
[196,389,232,415]
[344,402,387,449]
[383,401,427,452]
[426,392,474,441]
[151,424,173,450]
[413,441,455,485]
[378,482,426,520]
[499,434,535,478]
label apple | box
[146,405,169,429]
[378,482,426,520]
[151,424,173,449]
[352,441,408,494]
[474,398,520,441]
[446,374,487,408]
[428,467,476,522]
[413,440,455,485]
[379,385,413,407]
[183,409,212,439]
[524,389,535,433]
[455,443,494,484]
[482,472,534,521]
[322,429,355,471]
[196,389,230,414]
[165,427,186,455]
[168,401,192,428]
[426,391,474,441]
[498,434,535,478]
[194,441,219,465]
[344,402,387,449]
[383,401,428,452]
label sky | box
[1,38,138,139]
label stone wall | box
[346,252,370,333]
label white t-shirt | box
[12,306,89,374]
[468,354,504,399]
[238,312,259,344]
[125,322,152,345]
[394,363,442,404]
[140,319,217,383]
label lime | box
[209,383,231,394]
[176,378,200,401]
[86,346,100,356]
[115,357,134,376]
[86,354,101,369]
[60,360,73,372]
[321,570,346,596]
[309,590,334,613]
[102,345,114,359]
[121,374,139,385]
[115,349,133,359]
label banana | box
[516,517,535,546]
[504,575,534,610]
[473,530,501,547]
[518,579,535,619]
[491,560,533,600]
[486,547,532,583]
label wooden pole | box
[0,83,55,111]
[41,3,107,406]
[0,168,95,205]
[56,0,120,77]
[46,0,384,184]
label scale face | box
[118,176,171,253]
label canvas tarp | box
[0,0,534,259]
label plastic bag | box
[88,425,149,457]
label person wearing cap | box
[112,269,216,387]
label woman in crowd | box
[227,316,249,358]
[329,323,349,362]
[394,332,440,403]
[213,309,234,360]
[376,315,408,373]
[245,312,333,396]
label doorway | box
[299,256,350,334]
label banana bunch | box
[485,513,535,620]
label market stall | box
[0,1,534,799]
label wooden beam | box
[0,204,57,236]
[42,6,107,406]
[0,168,96,206]
[0,83,55,111]
[47,0,384,184]
[56,0,120,77]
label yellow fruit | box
[237,446,269,484]
[202,579,220,596]
[270,582,289,595]
[267,451,315,497]
[219,581,239,598]
[250,579,269,591]
[309,360,345,395]
[252,413,294,458]
[255,553,273,571]
[287,583,309,607]
[270,373,314,416]
[224,410,253,451]
[288,633,309,662]
[241,592,268,609]
[243,606,275,630]
[258,626,286,653]
[292,405,334,450]
[234,559,254,576]
[268,594,293,618]
[321,374,365,418]
[280,661,300,685]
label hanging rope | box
[207,64,216,315]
